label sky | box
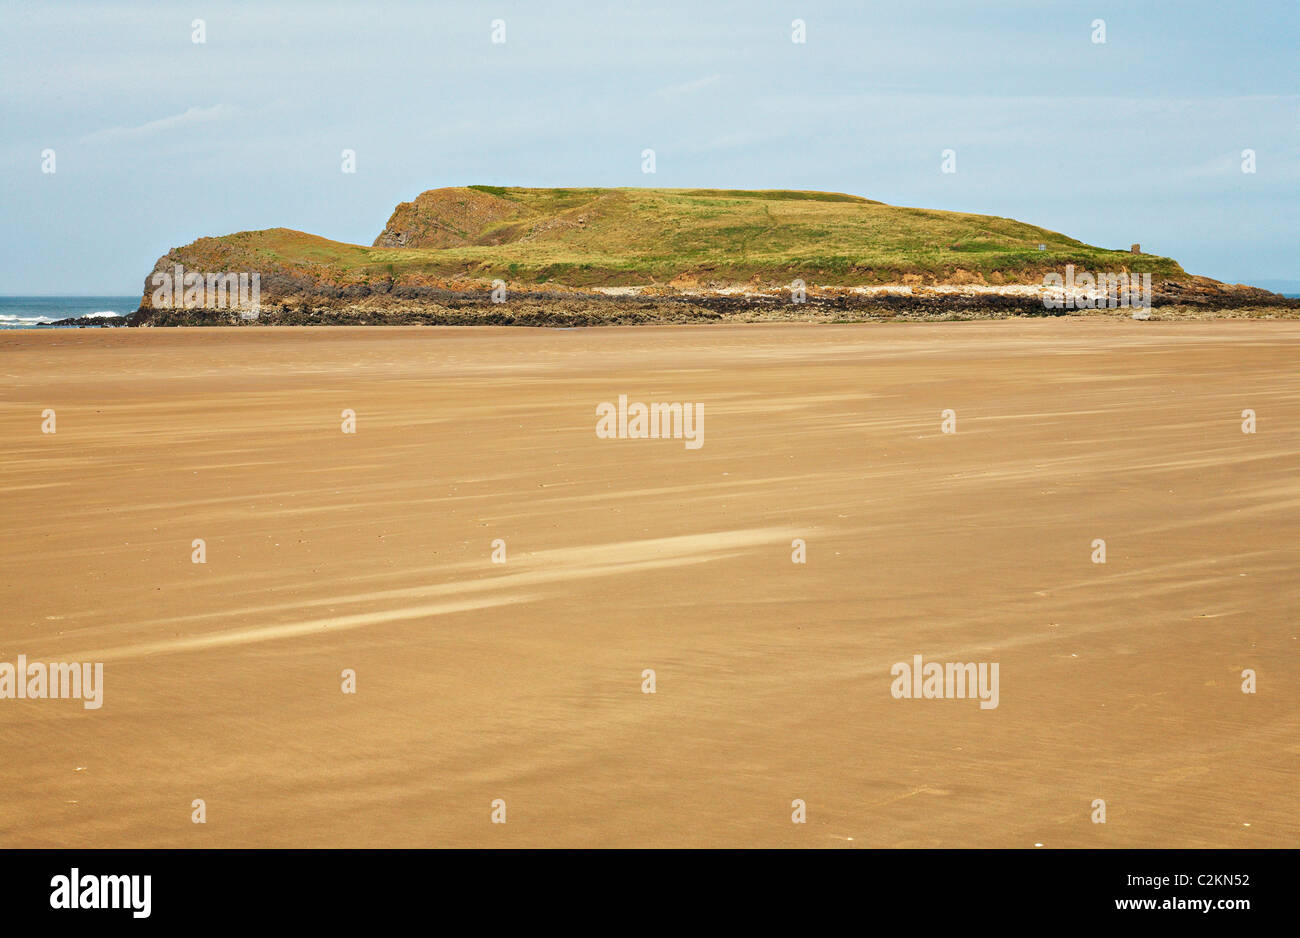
[2,0,1297,294]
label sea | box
[0,296,140,329]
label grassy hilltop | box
[147,186,1186,296]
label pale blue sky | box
[2,0,1296,293]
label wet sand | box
[0,320,1296,847]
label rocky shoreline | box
[57,280,1300,327]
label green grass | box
[158,187,1187,292]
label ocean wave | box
[0,315,53,324]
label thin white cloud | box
[80,104,233,143]
[679,128,790,153]
[1183,152,1248,178]
[653,74,723,97]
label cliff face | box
[373,187,521,248]
[126,186,1293,325]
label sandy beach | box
[0,320,1295,848]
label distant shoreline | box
[4,285,1299,330]
[53,284,1300,328]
